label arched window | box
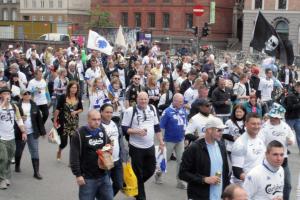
[3,9,8,20]
[276,20,289,41]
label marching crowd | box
[0,40,299,200]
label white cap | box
[205,117,227,129]
[8,44,13,49]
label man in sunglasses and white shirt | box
[124,74,146,108]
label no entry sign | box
[193,5,205,17]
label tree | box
[89,6,115,29]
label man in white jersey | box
[231,113,266,185]
[259,103,294,200]
[121,92,164,200]
[243,140,285,200]
[27,69,50,124]
[258,68,274,115]
[0,87,26,189]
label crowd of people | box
[0,40,299,200]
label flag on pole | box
[87,30,113,55]
[250,11,288,64]
[115,25,127,49]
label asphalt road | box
[0,101,299,200]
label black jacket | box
[278,67,292,84]
[250,75,260,92]
[211,87,235,114]
[285,90,300,119]
[180,79,192,94]
[15,100,46,140]
[179,139,230,200]
[70,125,110,179]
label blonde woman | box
[146,75,160,108]
[89,77,110,110]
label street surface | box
[0,101,299,200]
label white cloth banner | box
[87,30,113,55]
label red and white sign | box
[193,5,205,17]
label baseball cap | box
[268,103,286,119]
[205,117,227,129]
[21,88,31,95]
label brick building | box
[243,0,300,55]
[92,0,235,48]
[0,0,19,21]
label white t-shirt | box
[121,105,159,149]
[117,68,126,89]
[0,104,22,141]
[182,62,192,73]
[185,113,214,138]
[223,119,244,152]
[22,102,33,134]
[89,90,108,110]
[102,121,120,162]
[258,78,274,102]
[243,161,284,200]
[184,87,198,106]
[27,79,48,105]
[259,120,295,158]
[176,77,186,86]
[231,133,266,185]
[85,67,101,82]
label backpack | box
[124,105,159,141]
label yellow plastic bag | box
[122,162,138,197]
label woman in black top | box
[54,81,83,161]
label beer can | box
[215,171,221,178]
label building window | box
[185,0,193,2]
[276,20,289,41]
[49,16,53,21]
[32,15,36,21]
[3,9,8,20]
[149,0,156,3]
[254,0,263,9]
[135,12,141,27]
[58,0,62,8]
[23,15,30,20]
[3,0,7,3]
[12,9,17,20]
[135,0,142,2]
[58,16,62,22]
[148,13,155,28]
[278,0,287,9]
[163,0,171,2]
[49,0,54,8]
[40,16,45,21]
[41,0,44,8]
[120,0,128,2]
[24,0,28,8]
[32,0,36,8]
[121,12,128,27]
[12,0,17,3]
[163,13,170,28]
[185,13,193,29]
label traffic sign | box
[193,5,205,17]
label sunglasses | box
[23,92,31,95]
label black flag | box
[250,11,287,64]
[283,40,294,66]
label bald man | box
[222,184,248,200]
[157,93,187,189]
[70,110,113,200]
[121,92,164,200]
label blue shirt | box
[160,105,187,143]
[206,142,223,200]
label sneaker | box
[154,172,163,184]
[5,179,10,186]
[10,158,15,164]
[176,181,187,190]
[0,180,7,190]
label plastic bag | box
[47,127,61,145]
[155,145,167,173]
[122,162,138,197]
[96,144,114,170]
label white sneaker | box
[5,179,10,186]
[154,171,163,184]
[0,180,7,190]
[176,181,187,190]
[11,158,15,164]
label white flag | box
[87,30,113,55]
[115,25,127,49]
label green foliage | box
[89,6,114,29]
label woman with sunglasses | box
[100,104,126,196]
[54,81,83,161]
[14,89,46,179]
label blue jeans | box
[79,174,113,200]
[15,133,39,159]
[286,119,300,151]
[109,159,123,196]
